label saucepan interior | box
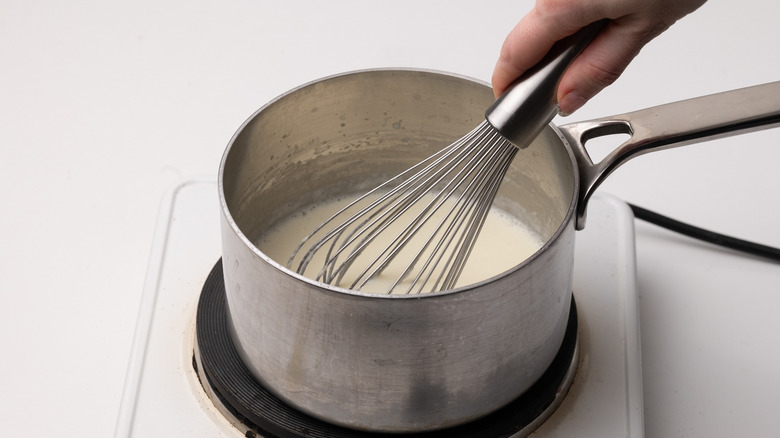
[221,69,575,264]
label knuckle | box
[584,61,624,89]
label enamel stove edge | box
[115,178,644,437]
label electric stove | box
[115,178,643,437]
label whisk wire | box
[322,131,484,286]
[290,121,520,294]
[290,122,487,277]
[403,131,517,293]
[439,138,517,291]
[344,125,496,290]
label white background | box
[1,1,778,436]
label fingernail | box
[558,91,588,117]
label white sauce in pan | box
[257,193,544,294]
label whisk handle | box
[485,20,607,149]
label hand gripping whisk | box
[289,22,605,294]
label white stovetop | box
[1,2,779,437]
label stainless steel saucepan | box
[218,69,780,432]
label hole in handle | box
[580,121,633,164]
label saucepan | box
[218,69,780,432]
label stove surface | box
[115,178,643,437]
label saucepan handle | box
[557,81,780,229]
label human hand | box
[492,0,707,115]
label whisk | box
[289,22,605,294]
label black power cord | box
[628,203,780,263]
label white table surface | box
[1,1,778,437]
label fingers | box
[491,2,606,97]
[557,19,661,115]
[491,0,708,113]
[491,19,548,98]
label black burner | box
[195,260,578,438]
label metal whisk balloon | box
[289,22,605,294]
